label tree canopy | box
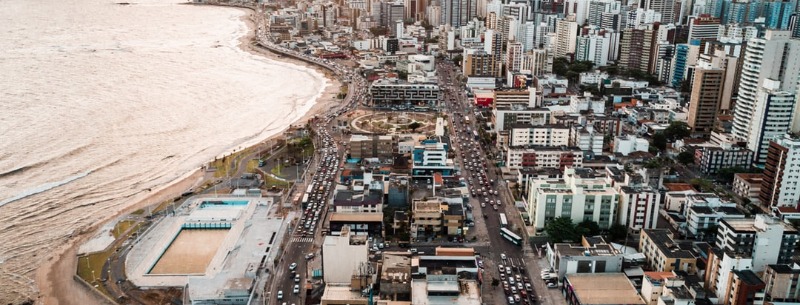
[544,217,602,243]
[663,121,691,141]
[677,151,695,165]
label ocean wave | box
[0,171,92,207]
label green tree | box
[553,57,569,76]
[663,121,691,141]
[452,54,463,66]
[652,132,667,151]
[576,220,601,236]
[491,278,500,287]
[677,151,695,165]
[607,224,628,242]
[409,121,422,132]
[690,178,714,192]
[544,217,580,243]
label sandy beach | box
[34,6,342,305]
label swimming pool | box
[199,200,249,209]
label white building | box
[554,16,578,58]
[575,33,610,67]
[527,167,618,230]
[683,194,743,238]
[732,30,800,162]
[747,79,798,165]
[570,124,604,156]
[614,180,661,231]
[579,70,610,85]
[493,105,551,131]
[706,249,755,303]
[613,134,650,156]
[716,215,800,272]
[570,93,605,114]
[508,124,570,147]
[505,147,583,170]
[322,227,369,284]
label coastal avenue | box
[254,25,370,305]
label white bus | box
[499,213,508,227]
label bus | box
[500,227,522,246]
[499,213,508,227]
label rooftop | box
[566,273,645,305]
[642,229,697,259]
[329,212,383,222]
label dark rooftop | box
[642,229,697,259]
[733,269,765,286]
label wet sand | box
[34,6,342,305]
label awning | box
[312,269,323,278]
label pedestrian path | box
[292,237,313,243]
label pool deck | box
[124,196,286,289]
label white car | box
[289,263,297,270]
[500,253,507,260]
[277,290,284,300]
[293,284,300,294]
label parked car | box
[293,284,300,293]
[289,263,297,270]
[277,291,283,300]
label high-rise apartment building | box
[761,134,800,208]
[441,0,477,28]
[732,30,800,149]
[747,79,797,165]
[554,16,578,58]
[575,32,610,67]
[716,215,800,272]
[527,167,618,230]
[587,0,621,27]
[645,0,676,24]
[506,42,524,74]
[620,26,655,73]
[687,61,725,137]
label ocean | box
[0,0,326,302]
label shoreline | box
[34,5,342,305]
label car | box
[508,276,515,285]
[409,248,418,254]
[547,282,558,288]
[501,253,507,260]
[293,284,300,293]
[289,263,297,270]
[507,296,515,304]
[510,286,517,294]
[379,243,385,249]
[525,283,533,292]
[498,265,505,273]
[515,274,522,282]
[517,282,523,290]
[294,274,300,282]
[277,290,284,300]
[514,294,521,302]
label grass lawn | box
[245,159,259,174]
[77,251,112,296]
[112,220,135,239]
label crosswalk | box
[292,237,313,243]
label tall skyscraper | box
[732,30,800,163]
[687,61,725,137]
[620,26,655,73]
[747,79,797,165]
[761,134,800,208]
[554,15,578,58]
[575,32,611,67]
[441,0,478,28]
[645,0,676,24]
